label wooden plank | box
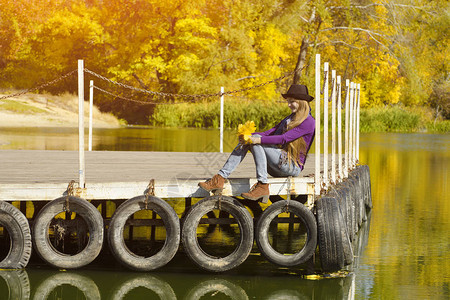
[0,150,318,201]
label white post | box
[337,76,343,179]
[331,70,336,184]
[323,63,329,188]
[349,82,354,171]
[88,80,94,152]
[344,79,349,178]
[314,54,321,195]
[356,84,361,163]
[78,60,85,188]
[220,87,224,153]
[353,83,358,166]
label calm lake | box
[0,127,449,299]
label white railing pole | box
[353,83,358,166]
[337,75,343,180]
[356,84,361,163]
[349,82,354,171]
[344,79,349,178]
[323,63,329,188]
[78,60,85,188]
[331,70,336,184]
[88,80,94,152]
[220,86,224,153]
[315,54,321,195]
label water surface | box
[0,127,448,299]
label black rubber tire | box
[108,195,180,271]
[362,165,373,209]
[0,201,32,269]
[346,179,359,236]
[316,197,353,272]
[348,174,362,227]
[185,279,248,300]
[337,185,355,242]
[33,272,100,300]
[111,274,176,300]
[256,200,317,267]
[351,170,366,225]
[181,195,253,272]
[32,196,104,269]
[0,269,30,300]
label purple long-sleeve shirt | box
[254,114,315,167]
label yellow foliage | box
[237,120,256,144]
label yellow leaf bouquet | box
[237,120,256,144]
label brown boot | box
[241,181,269,203]
[198,174,225,193]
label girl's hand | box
[250,136,261,144]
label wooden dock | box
[0,150,316,201]
[0,54,371,273]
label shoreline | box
[0,92,121,128]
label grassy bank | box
[0,91,121,127]
[150,99,450,133]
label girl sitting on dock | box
[199,84,316,203]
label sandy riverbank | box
[0,92,121,128]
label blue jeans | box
[218,135,302,183]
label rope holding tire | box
[0,201,32,269]
[32,196,104,269]
[181,195,253,272]
[107,195,180,271]
[256,200,317,267]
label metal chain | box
[85,68,294,101]
[94,86,164,105]
[0,70,77,100]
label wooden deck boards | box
[0,150,319,201]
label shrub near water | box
[151,99,291,130]
[360,106,421,132]
[151,100,449,133]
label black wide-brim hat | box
[282,84,314,102]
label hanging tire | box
[0,201,32,269]
[0,269,30,300]
[336,185,355,242]
[346,179,359,236]
[362,165,373,209]
[32,196,104,269]
[255,200,317,267]
[108,195,180,271]
[316,197,353,272]
[33,272,100,300]
[351,171,366,225]
[181,195,253,272]
[111,274,176,300]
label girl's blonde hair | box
[283,99,310,167]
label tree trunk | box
[293,37,310,84]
